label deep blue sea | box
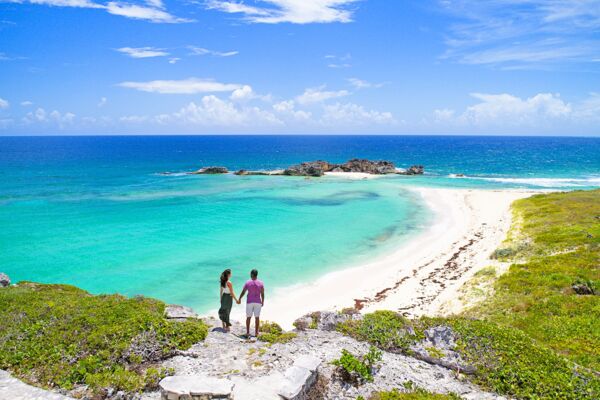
[1,135,598,312]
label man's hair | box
[250,269,258,278]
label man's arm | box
[239,287,247,302]
[260,286,265,306]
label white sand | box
[225,188,537,329]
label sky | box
[1,0,600,135]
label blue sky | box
[1,0,599,135]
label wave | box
[449,175,600,188]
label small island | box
[188,159,425,177]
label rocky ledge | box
[138,312,502,400]
[186,159,424,178]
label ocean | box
[1,135,598,312]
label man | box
[238,269,265,338]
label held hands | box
[236,299,241,304]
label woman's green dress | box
[218,290,233,327]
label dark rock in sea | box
[398,165,424,175]
[235,169,284,176]
[189,166,229,175]
[339,158,397,174]
[284,161,333,177]
[0,273,10,287]
[572,283,595,295]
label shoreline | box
[225,187,538,329]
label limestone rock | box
[165,305,199,320]
[159,375,233,400]
[0,273,10,287]
[189,167,229,175]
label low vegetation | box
[366,388,460,400]
[0,282,207,396]
[258,321,297,344]
[470,189,600,370]
[332,346,382,384]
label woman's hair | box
[220,269,231,288]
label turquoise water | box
[1,136,598,312]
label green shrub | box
[0,283,207,395]
[369,388,460,399]
[338,310,420,352]
[332,346,382,384]
[258,321,297,344]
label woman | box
[218,269,239,332]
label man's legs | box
[245,317,251,336]
[254,317,260,337]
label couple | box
[219,268,265,338]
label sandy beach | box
[227,187,537,329]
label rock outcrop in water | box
[189,160,425,177]
[189,167,229,175]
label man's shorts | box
[246,303,262,318]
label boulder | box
[313,311,362,331]
[159,375,233,400]
[189,167,229,175]
[572,283,595,295]
[401,165,424,175]
[409,325,476,374]
[277,355,321,400]
[165,304,199,319]
[340,159,397,174]
[0,273,10,287]
[284,161,333,177]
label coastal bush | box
[258,321,297,344]
[0,282,207,395]
[332,346,382,384]
[469,189,600,371]
[337,310,420,352]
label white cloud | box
[460,93,571,125]
[347,78,384,89]
[188,46,239,57]
[105,2,192,23]
[22,107,76,128]
[327,63,351,69]
[98,97,107,107]
[272,100,312,120]
[321,102,395,125]
[117,78,243,94]
[168,57,180,64]
[206,0,360,24]
[116,47,169,58]
[20,100,33,106]
[11,0,191,24]
[296,86,350,104]
[23,0,102,8]
[441,0,600,67]
[0,97,9,109]
[124,95,282,127]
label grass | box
[0,282,207,395]
[469,189,600,370]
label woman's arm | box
[227,281,239,303]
